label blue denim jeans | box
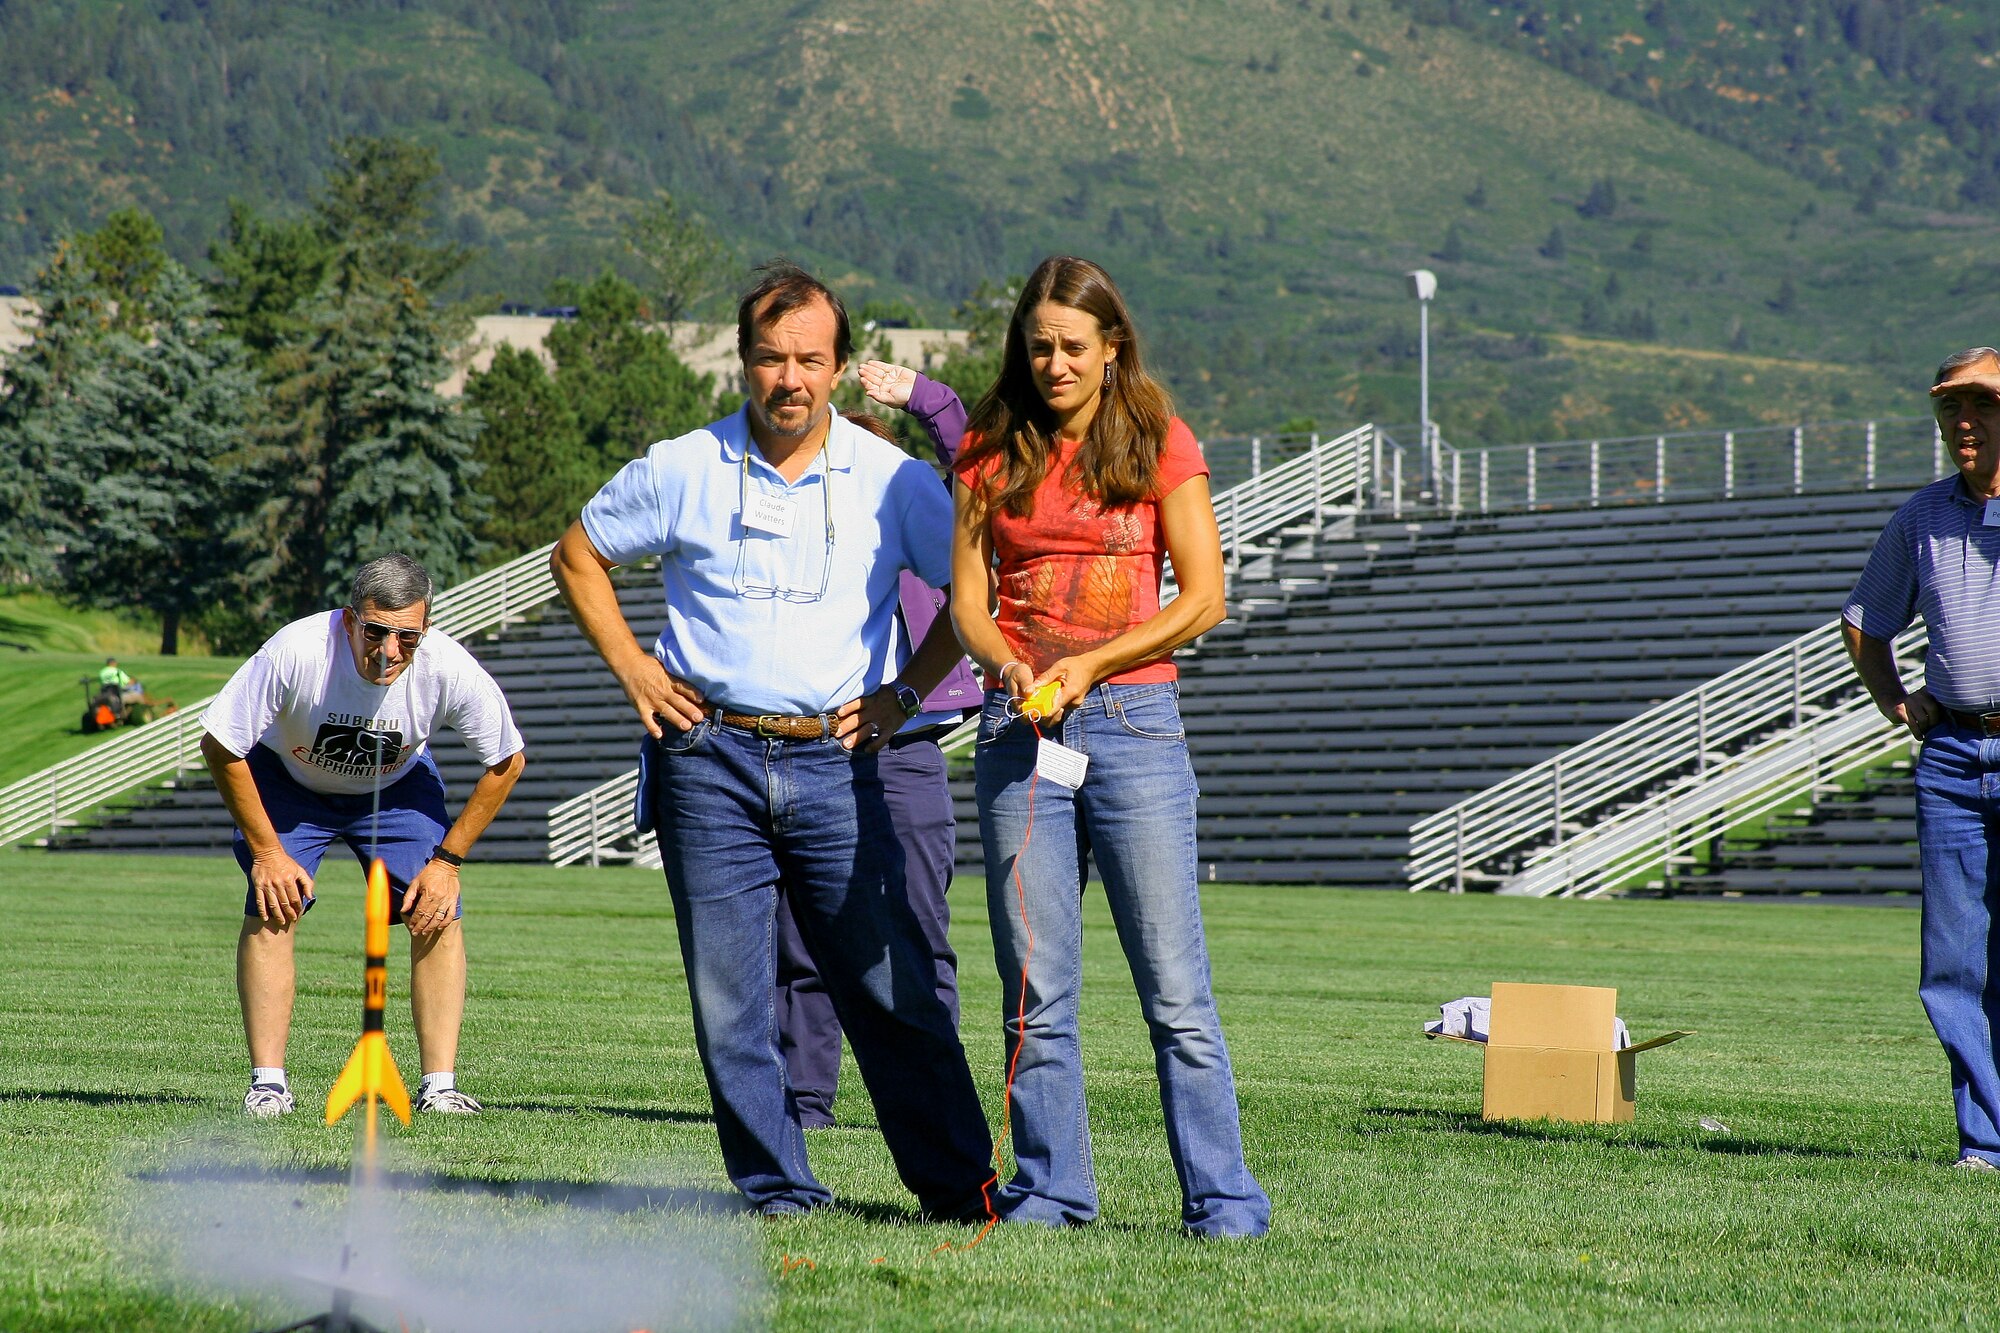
[774,735,961,1128]
[975,682,1270,1237]
[650,717,995,1217]
[1915,721,2000,1165]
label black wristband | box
[430,847,464,868]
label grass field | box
[0,589,229,786]
[0,655,237,787]
[2,852,1992,1331]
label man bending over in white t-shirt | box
[200,553,526,1118]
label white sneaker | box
[243,1082,295,1118]
[1954,1155,1999,1172]
[417,1086,483,1115]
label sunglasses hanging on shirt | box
[732,447,835,603]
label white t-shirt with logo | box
[204,610,524,796]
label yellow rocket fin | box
[325,1034,370,1126]
[324,1032,413,1126]
[378,1039,412,1125]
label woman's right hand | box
[997,660,1034,701]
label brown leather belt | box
[1946,708,2000,737]
[716,709,833,740]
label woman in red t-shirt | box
[950,255,1269,1238]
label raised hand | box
[858,360,917,409]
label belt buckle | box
[754,715,787,738]
[1980,711,2000,738]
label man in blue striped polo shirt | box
[1844,345,2000,1171]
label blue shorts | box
[233,744,457,925]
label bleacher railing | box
[1361,417,1939,517]
[1407,619,1927,897]
[0,542,562,849]
[547,426,1379,865]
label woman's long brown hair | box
[959,255,1174,519]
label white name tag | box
[1984,498,2000,528]
[743,489,797,536]
[1035,738,1089,790]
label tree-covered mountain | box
[1393,1,2000,207]
[3,0,1995,439]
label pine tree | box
[0,241,114,583]
[208,200,334,365]
[1578,176,1618,218]
[76,208,168,333]
[544,269,716,474]
[464,344,595,553]
[251,279,487,619]
[48,261,259,653]
[209,137,467,369]
[620,192,731,326]
[315,136,473,296]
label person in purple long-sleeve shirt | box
[772,362,979,1128]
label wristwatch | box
[891,683,922,718]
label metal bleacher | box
[44,413,1938,891]
[1168,488,1912,885]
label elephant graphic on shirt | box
[306,722,407,769]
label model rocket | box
[325,858,411,1136]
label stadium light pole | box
[1406,268,1438,497]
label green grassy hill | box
[0,655,235,787]
[3,0,1993,438]
[0,594,225,786]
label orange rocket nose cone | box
[365,858,390,955]
[366,858,390,922]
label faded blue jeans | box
[975,682,1270,1237]
[650,716,995,1218]
[1916,720,2000,1165]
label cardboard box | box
[1429,983,1694,1124]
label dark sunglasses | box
[352,614,426,650]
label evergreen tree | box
[0,240,114,583]
[209,136,467,369]
[1578,176,1618,218]
[209,200,334,365]
[48,261,259,653]
[923,277,1017,412]
[620,192,732,325]
[1435,222,1467,263]
[315,135,473,295]
[76,208,168,333]
[251,279,486,619]
[463,343,594,552]
[544,269,716,473]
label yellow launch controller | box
[1022,680,1063,722]
[325,859,411,1147]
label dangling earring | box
[1103,361,1115,388]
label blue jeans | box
[650,717,995,1218]
[975,683,1270,1237]
[1916,721,2000,1164]
[774,734,961,1127]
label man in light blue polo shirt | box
[1845,345,2000,1172]
[550,263,995,1220]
